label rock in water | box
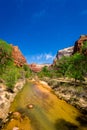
[12,112,21,120]
[27,104,34,109]
[12,127,19,130]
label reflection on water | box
[55,119,78,130]
[2,81,87,130]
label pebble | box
[27,104,34,109]
[12,127,19,130]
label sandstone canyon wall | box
[11,45,27,67]
[54,35,87,64]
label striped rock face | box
[73,35,87,54]
[11,45,27,67]
[53,35,87,65]
[56,46,74,60]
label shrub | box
[0,40,13,74]
[82,41,87,52]
[23,64,29,71]
[38,66,52,78]
[2,66,21,92]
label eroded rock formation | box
[29,63,50,72]
[53,35,87,64]
[56,46,74,59]
[11,45,27,67]
[73,35,87,55]
[53,46,74,64]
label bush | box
[0,40,13,65]
[53,52,87,84]
[23,64,32,78]
[0,40,13,74]
[82,41,87,52]
[2,66,21,92]
[38,66,52,78]
[23,64,29,71]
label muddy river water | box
[2,80,87,130]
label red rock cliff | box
[73,35,87,54]
[11,45,27,66]
[29,63,50,72]
[53,35,87,65]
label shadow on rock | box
[0,118,4,129]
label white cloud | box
[37,54,43,60]
[45,54,55,60]
[25,53,55,64]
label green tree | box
[22,64,32,78]
[54,56,69,77]
[66,53,86,83]
[38,66,51,78]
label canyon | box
[0,35,87,129]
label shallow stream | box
[2,80,87,130]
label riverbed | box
[2,80,87,130]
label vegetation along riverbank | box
[0,36,87,129]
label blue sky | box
[0,0,87,64]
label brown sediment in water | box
[2,80,87,130]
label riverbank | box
[40,77,87,115]
[2,80,87,130]
[0,78,87,129]
[0,79,26,122]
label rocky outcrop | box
[0,79,25,121]
[53,35,87,64]
[56,46,74,59]
[29,63,50,72]
[11,45,27,67]
[53,46,74,64]
[73,35,87,55]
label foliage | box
[37,66,60,78]
[54,56,70,77]
[38,42,87,83]
[0,40,12,55]
[25,69,32,78]
[54,53,87,83]
[0,40,13,73]
[1,65,21,91]
[23,64,32,78]
[82,41,87,52]
[23,64,29,71]
[38,66,50,78]
[66,53,85,82]
[0,40,33,91]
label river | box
[2,80,87,130]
